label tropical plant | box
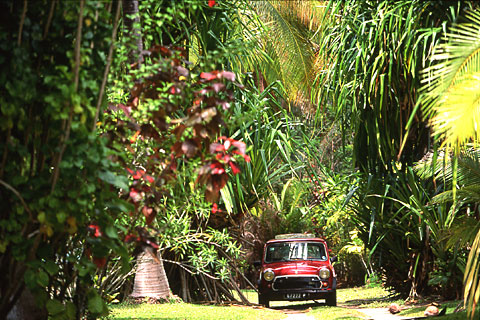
[317,0,468,174]
[418,7,480,319]
[0,1,129,318]
[105,42,253,305]
[350,169,465,298]
[417,149,480,317]
[252,0,325,104]
[220,84,301,217]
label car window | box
[264,242,327,263]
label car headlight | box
[319,267,330,279]
[263,269,275,281]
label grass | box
[397,300,468,320]
[338,286,403,308]
[106,302,285,320]
[105,286,471,320]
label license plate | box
[285,293,306,299]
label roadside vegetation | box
[2,0,480,319]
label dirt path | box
[282,312,315,320]
[279,306,412,320]
[354,308,410,320]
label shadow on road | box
[270,301,327,312]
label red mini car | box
[255,234,337,307]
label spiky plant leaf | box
[421,10,480,148]
[465,229,480,319]
[253,0,321,102]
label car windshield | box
[264,242,327,263]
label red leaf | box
[219,71,235,81]
[200,71,218,81]
[132,170,145,180]
[124,234,138,243]
[220,101,230,110]
[130,130,141,144]
[233,150,251,162]
[141,124,161,140]
[93,257,106,269]
[229,161,241,175]
[212,82,225,93]
[224,139,231,150]
[182,139,199,158]
[159,46,172,57]
[88,224,102,238]
[142,206,155,225]
[232,140,246,154]
[210,142,225,153]
[129,188,142,202]
[210,161,225,174]
[145,239,159,249]
[173,124,187,140]
[118,104,132,118]
[144,175,155,183]
[208,0,216,7]
[222,154,231,163]
[205,188,219,202]
[211,173,228,190]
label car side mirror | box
[330,256,338,263]
[253,260,261,268]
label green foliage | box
[350,168,466,298]
[0,0,129,317]
[317,0,467,173]
[253,1,321,102]
[417,7,480,316]
[220,85,301,216]
[419,9,480,149]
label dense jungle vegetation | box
[1,0,480,319]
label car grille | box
[272,275,321,291]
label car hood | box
[265,261,330,276]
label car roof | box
[266,238,327,244]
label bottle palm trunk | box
[130,250,171,300]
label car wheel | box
[325,290,337,306]
[258,294,270,308]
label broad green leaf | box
[37,270,49,287]
[87,290,104,314]
[46,299,64,316]
[98,171,129,190]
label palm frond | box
[421,9,480,148]
[416,147,480,187]
[465,229,480,319]
[253,0,319,101]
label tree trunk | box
[6,287,47,320]
[130,250,171,300]
[122,0,143,66]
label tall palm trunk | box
[122,0,143,66]
[131,250,171,300]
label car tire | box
[258,294,270,308]
[325,290,336,306]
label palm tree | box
[419,8,480,319]
[130,251,171,300]
[252,0,324,106]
